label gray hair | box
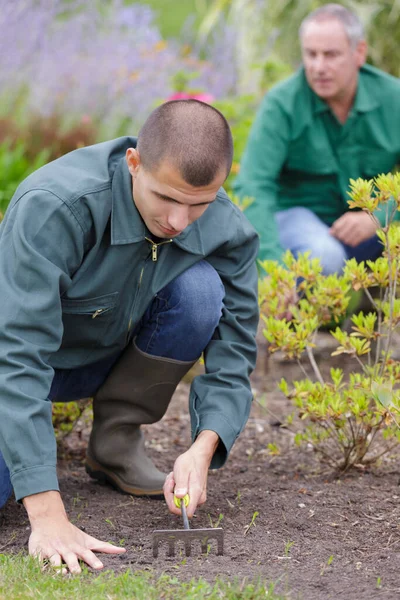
[299,4,365,48]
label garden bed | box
[2,335,400,599]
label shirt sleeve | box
[0,190,84,501]
[233,92,291,264]
[189,207,259,468]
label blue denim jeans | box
[0,260,224,508]
[276,207,383,275]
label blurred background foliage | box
[1,0,399,211]
[200,0,400,85]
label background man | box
[0,100,259,573]
[234,3,400,274]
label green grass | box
[131,0,211,39]
[0,554,287,600]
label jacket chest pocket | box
[61,292,119,350]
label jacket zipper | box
[144,237,173,262]
[126,262,146,342]
[126,237,173,341]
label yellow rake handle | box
[173,493,190,509]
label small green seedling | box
[320,554,334,576]
[208,513,224,528]
[105,518,115,529]
[267,443,280,456]
[284,540,295,557]
[244,511,259,536]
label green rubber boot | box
[86,341,196,497]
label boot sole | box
[85,454,165,499]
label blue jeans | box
[0,260,224,508]
[276,207,383,275]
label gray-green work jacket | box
[0,137,259,501]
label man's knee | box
[310,237,347,275]
[163,260,224,334]
[276,208,347,274]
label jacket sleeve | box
[233,92,291,264]
[189,208,259,468]
[0,191,84,501]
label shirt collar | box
[111,157,205,255]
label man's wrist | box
[23,490,68,524]
[192,430,219,461]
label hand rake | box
[152,494,224,557]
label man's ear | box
[126,148,141,177]
[355,40,368,68]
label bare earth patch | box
[2,335,400,599]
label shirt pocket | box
[286,146,336,175]
[362,149,397,178]
[60,292,119,351]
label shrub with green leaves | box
[260,173,400,471]
[52,400,92,443]
[0,140,49,219]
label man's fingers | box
[78,548,104,570]
[32,549,43,563]
[163,471,175,495]
[164,471,181,515]
[186,475,205,518]
[48,553,62,568]
[331,212,377,246]
[198,489,207,506]
[173,472,188,499]
[172,461,191,514]
[86,536,126,555]
[63,551,81,575]
[48,553,67,575]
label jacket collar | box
[111,157,205,255]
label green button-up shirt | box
[234,64,400,263]
[0,137,259,501]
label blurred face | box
[301,18,367,104]
[126,149,226,238]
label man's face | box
[301,18,367,103]
[126,149,227,239]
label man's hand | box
[24,491,126,574]
[330,211,378,247]
[163,430,219,519]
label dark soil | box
[2,334,400,599]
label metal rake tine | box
[168,539,175,556]
[215,531,224,556]
[153,495,224,558]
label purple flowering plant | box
[0,0,237,139]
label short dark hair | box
[137,99,233,187]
